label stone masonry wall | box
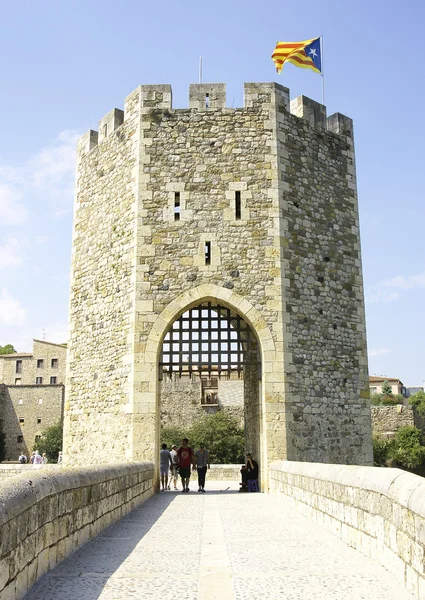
[371,405,425,437]
[0,341,66,386]
[270,461,425,599]
[0,462,154,600]
[66,81,371,470]
[0,384,64,461]
[276,95,371,464]
[371,405,415,435]
[64,94,141,462]
[160,376,244,430]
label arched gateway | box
[64,81,373,477]
[138,286,277,487]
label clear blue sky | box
[0,0,424,385]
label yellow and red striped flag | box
[272,37,322,74]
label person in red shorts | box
[177,438,195,493]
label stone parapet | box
[269,461,425,599]
[0,461,154,600]
[0,463,60,481]
[208,464,241,481]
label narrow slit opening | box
[205,241,211,265]
[174,192,181,221]
[205,93,210,108]
[103,124,108,138]
[235,191,241,220]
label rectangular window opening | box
[17,435,23,443]
[235,191,241,220]
[37,359,44,368]
[15,378,21,385]
[16,360,22,373]
[50,376,57,385]
[35,435,41,443]
[37,417,42,425]
[19,417,24,424]
[205,93,210,108]
[174,192,180,221]
[103,123,108,138]
[36,377,43,385]
[51,358,58,368]
[205,241,211,265]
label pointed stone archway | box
[131,284,281,490]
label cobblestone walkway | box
[26,481,414,600]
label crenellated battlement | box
[77,82,353,154]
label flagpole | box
[320,35,325,105]
[199,56,203,84]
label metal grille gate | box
[160,302,259,378]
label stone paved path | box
[26,481,414,600]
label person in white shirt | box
[170,445,179,490]
[159,443,173,491]
[33,450,43,465]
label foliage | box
[0,344,16,355]
[370,393,382,405]
[161,425,185,448]
[34,421,63,463]
[189,411,245,464]
[373,426,425,471]
[409,391,425,416]
[381,380,393,397]
[372,434,392,466]
[0,419,5,462]
[161,411,245,464]
[370,391,404,406]
[391,426,425,470]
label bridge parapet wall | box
[0,462,154,600]
[270,461,425,599]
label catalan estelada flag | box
[272,37,322,74]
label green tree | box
[161,411,245,464]
[373,426,425,472]
[391,426,425,470]
[0,344,16,355]
[189,411,245,464]
[370,393,382,405]
[372,434,392,466]
[409,390,425,416]
[34,421,63,463]
[161,425,185,448]
[380,380,393,398]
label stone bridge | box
[1,462,424,600]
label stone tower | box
[64,82,373,477]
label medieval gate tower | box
[64,82,373,478]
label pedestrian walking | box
[42,452,48,464]
[57,451,63,463]
[177,438,194,493]
[159,443,173,491]
[18,453,27,464]
[195,443,210,492]
[170,444,179,490]
[33,450,43,465]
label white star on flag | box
[309,48,317,58]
